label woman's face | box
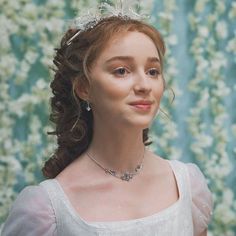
[88,31,164,129]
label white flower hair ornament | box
[66,0,149,46]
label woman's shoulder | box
[2,182,56,236]
[170,159,214,235]
[168,159,213,206]
[6,184,51,212]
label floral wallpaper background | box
[0,0,235,235]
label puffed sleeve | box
[2,185,57,236]
[186,163,213,236]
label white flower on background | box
[226,38,236,54]
[216,20,228,39]
[216,1,226,14]
[158,12,173,21]
[223,188,234,206]
[8,94,40,117]
[215,197,236,225]
[47,0,65,8]
[35,79,48,90]
[207,14,217,25]
[197,88,209,109]
[44,18,65,32]
[0,1,235,235]
[167,34,178,46]
[229,2,236,19]
[232,124,236,136]
[195,0,207,13]
[165,57,178,76]
[170,147,182,160]
[198,26,209,38]
[197,58,209,71]
[14,60,32,85]
[7,158,22,172]
[0,55,17,78]
[212,81,231,97]
[196,133,213,148]
[28,134,41,145]
[23,3,38,20]
[25,50,38,64]
[210,52,227,71]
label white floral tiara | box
[66,0,149,46]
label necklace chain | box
[86,147,145,182]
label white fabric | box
[2,160,213,236]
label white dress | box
[1,160,213,236]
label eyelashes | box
[147,68,161,77]
[113,67,129,77]
[112,67,161,78]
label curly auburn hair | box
[42,16,166,178]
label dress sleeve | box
[186,163,213,236]
[2,185,57,236]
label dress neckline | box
[51,159,183,230]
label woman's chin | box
[125,118,153,129]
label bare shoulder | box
[143,148,179,202]
[144,149,171,176]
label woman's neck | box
[86,125,147,173]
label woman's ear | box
[74,79,90,101]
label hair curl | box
[42,16,166,178]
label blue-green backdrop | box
[0,0,235,235]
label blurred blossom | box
[198,26,209,38]
[212,81,231,97]
[216,1,226,14]
[195,0,207,13]
[232,125,236,136]
[35,79,48,90]
[23,3,38,20]
[0,1,235,235]
[197,88,209,109]
[44,19,65,32]
[7,158,22,172]
[167,34,178,46]
[25,51,38,64]
[196,134,213,148]
[197,58,209,71]
[223,189,234,206]
[0,55,17,78]
[229,2,236,19]
[207,14,217,25]
[226,38,236,54]
[216,21,228,39]
[158,12,173,21]
[210,52,227,71]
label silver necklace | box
[86,147,145,182]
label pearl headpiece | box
[66,0,149,46]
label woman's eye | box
[147,68,160,77]
[113,67,129,77]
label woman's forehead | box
[97,31,160,61]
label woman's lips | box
[130,104,152,111]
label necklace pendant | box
[135,164,141,171]
[121,172,133,181]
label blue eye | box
[147,68,160,77]
[113,67,129,77]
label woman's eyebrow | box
[105,56,134,64]
[105,56,160,64]
[147,57,160,64]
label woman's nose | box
[133,72,152,94]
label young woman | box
[2,13,213,236]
